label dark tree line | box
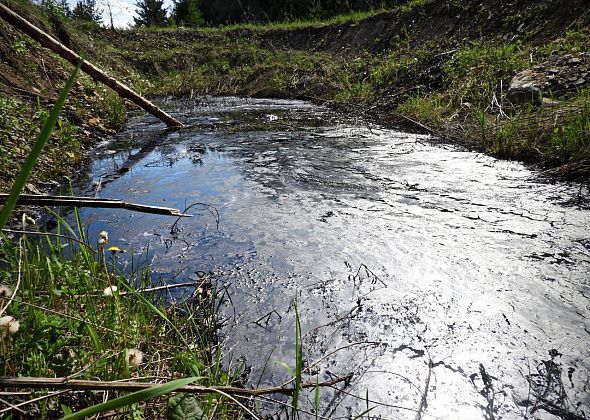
[38,0,410,29]
[198,0,406,25]
[133,0,409,28]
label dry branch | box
[0,375,352,397]
[0,194,191,217]
[0,2,183,128]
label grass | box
[0,93,82,193]
[0,63,242,418]
[0,216,242,417]
[119,20,589,176]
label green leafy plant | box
[63,377,199,419]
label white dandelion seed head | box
[126,348,143,367]
[103,285,118,297]
[0,285,13,299]
[0,316,19,335]
[98,231,109,245]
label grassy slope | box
[1,0,589,191]
[114,0,590,178]
[0,0,146,192]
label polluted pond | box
[78,97,590,419]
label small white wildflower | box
[0,285,13,299]
[0,316,20,335]
[126,348,143,367]
[103,285,118,297]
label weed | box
[11,37,28,54]
[102,90,128,129]
[548,89,590,164]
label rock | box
[506,69,542,104]
[507,52,590,105]
[541,97,560,108]
[87,117,100,126]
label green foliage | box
[540,29,590,57]
[134,0,168,27]
[41,0,71,19]
[172,0,204,27]
[167,394,206,419]
[0,62,80,229]
[196,0,403,26]
[443,40,529,107]
[397,94,445,125]
[102,91,128,129]
[71,0,102,23]
[11,37,28,54]
[548,89,590,164]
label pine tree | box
[171,0,204,27]
[71,0,102,23]
[134,0,168,27]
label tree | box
[134,0,168,27]
[40,0,71,18]
[71,0,102,23]
[171,0,204,27]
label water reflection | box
[78,97,590,419]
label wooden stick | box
[0,194,191,217]
[0,2,184,128]
[0,375,352,397]
[119,281,198,296]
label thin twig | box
[414,360,432,420]
[0,375,352,397]
[0,238,23,317]
[1,228,97,252]
[0,390,70,415]
[118,281,198,296]
[204,387,261,420]
[0,194,191,217]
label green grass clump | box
[443,40,530,108]
[397,93,446,125]
[548,89,590,165]
[102,90,128,129]
[0,93,82,193]
[0,218,238,417]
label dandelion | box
[0,316,19,336]
[103,285,118,297]
[108,246,125,254]
[0,285,13,299]
[126,348,143,367]
[98,231,109,246]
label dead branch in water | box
[0,2,183,128]
[0,194,191,217]
[0,374,352,397]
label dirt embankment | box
[1,0,589,190]
[111,0,588,176]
